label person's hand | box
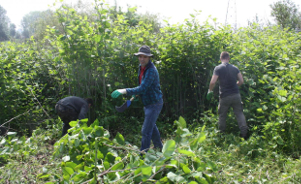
[132,95,139,102]
[111,89,127,98]
[206,90,213,100]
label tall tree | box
[0,5,10,41]
[107,4,162,33]
[21,11,42,38]
[21,10,60,40]
[9,23,16,37]
[270,0,301,30]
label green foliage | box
[0,40,63,135]
[270,0,301,30]
[51,117,215,183]
[0,122,61,183]
[0,1,301,183]
[1,0,301,154]
[21,10,61,41]
[227,25,301,154]
[0,5,11,41]
[1,117,301,183]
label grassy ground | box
[202,129,301,183]
[1,123,301,183]
[0,124,62,183]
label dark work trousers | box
[55,104,78,136]
[218,93,248,137]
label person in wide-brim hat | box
[134,45,153,57]
[111,45,164,155]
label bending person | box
[55,96,93,136]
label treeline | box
[0,0,300,155]
[1,0,301,41]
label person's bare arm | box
[209,75,219,91]
[237,72,244,86]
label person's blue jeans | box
[140,98,163,152]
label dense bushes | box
[0,1,300,155]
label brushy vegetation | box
[0,0,301,183]
[1,117,301,183]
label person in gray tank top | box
[206,52,248,139]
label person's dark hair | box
[86,98,93,106]
[220,51,230,60]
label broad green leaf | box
[181,165,191,174]
[69,120,78,127]
[37,174,50,179]
[201,125,206,132]
[277,95,287,102]
[141,166,152,176]
[84,166,93,172]
[74,162,85,172]
[0,139,6,145]
[167,172,186,183]
[82,127,93,135]
[134,168,141,176]
[97,150,104,159]
[88,177,97,184]
[94,126,104,137]
[66,162,77,169]
[62,167,74,176]
[90,119,99,128]
[257,108,263,113]
[112,162,124,171]
[159,176,169,183]
[105,152,115,164]
[276,136,284,145]
[194,158,206,171]
[190,138,198,150]
[203,173,214,183]
[104,161,110,170]
[178,116,186,128]
[196,177,209,184]
[178,149,195,157]
[145,153,158,162]
[162,140,175,157]
[278,90,287,97]
[198,132,206,143]
[207,161,218,172]
[115,132,125,145]
[181,128,192,137]
[80,118,89,125]
[72,171,87,182]
[166,160,178,169]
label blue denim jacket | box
[126,61,163,106]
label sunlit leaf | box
[115,132,125,145]
[167,172,186,183]
[162,140,175,157]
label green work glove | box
[111,89,127,98]
[206,90,213,100]
[132,95,139,102]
